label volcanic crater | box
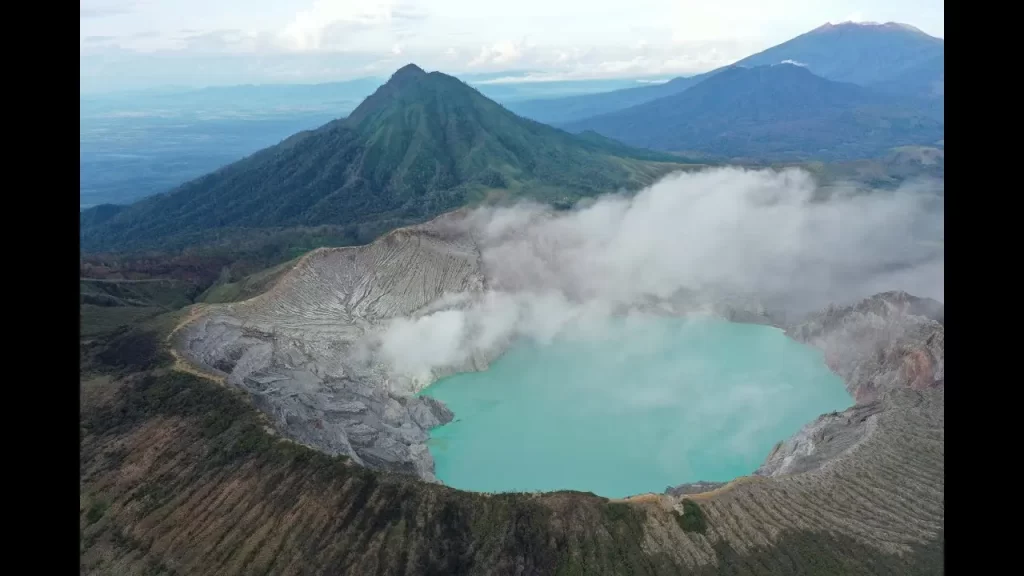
[173,210,943,556]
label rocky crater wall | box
[175,212,490,480]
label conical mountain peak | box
[391,63,426,81]
[346,64,432,124]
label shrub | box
[675,499,707,534]
[85,499,109,525]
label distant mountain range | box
[733,22,944,98]
[80,65,686,253]
[509,21,944,126]
[562,63,943,161]
[505,70,724,126]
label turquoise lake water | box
[420,315,852,498]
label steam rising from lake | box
[376,167,943,380]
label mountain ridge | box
[505,68,725,125]
[563,63,943,161]
[729,21,942,96]
[510,21,942,125]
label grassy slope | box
[198,257,301,304]
[80,277,203,340]
[79,234,335,342]
[80,305,167,339]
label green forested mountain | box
[80,64,684,253]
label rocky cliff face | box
[753,291,944,477]
[786,290,943,403]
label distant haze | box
[377,167,943,377]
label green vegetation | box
[84,499,109,525]
[80,304,165,338]
[80,306,186,377]
[92,328,168,373]
[199,256,299,303]
[675,499,708,534]
[80,65,689,254]
[80,278,199,309]
[79,235,319,346]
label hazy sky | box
[81,0,944,93]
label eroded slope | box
[176,212,488,478]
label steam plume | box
[376,166,943,380]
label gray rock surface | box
[786,290,944,403]
[664,481,727,497]
[754,291,944,478]
[175,212,480,480]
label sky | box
[80,0,944,93]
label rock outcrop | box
[785,290,944,403]
[175,212,485,479]
[665,480,727,497]
[754,291,944,477]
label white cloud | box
[280,0,397,52]
[468,41,524,67]
[80,0,945,91]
